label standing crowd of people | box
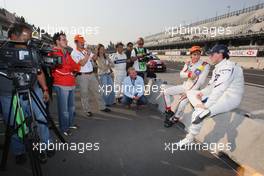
[0,22,245,165]
[0,23,150,164]
[51,33,150,136]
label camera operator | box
[51,32,81,136]
[0,23,53,164]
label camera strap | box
[12,95,29,139]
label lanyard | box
[130,77,136,86]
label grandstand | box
[0,8,52,43]
[0,8,20,39]
[144,3,264,56]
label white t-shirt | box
[110,52,127,72]
[131,47,149,72]
[71,49,94,73]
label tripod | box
[0,72,66,176]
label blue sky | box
[1,0,263,46]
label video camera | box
[0,39,62,90]
[0,39,66,176]
[138,53,151,63]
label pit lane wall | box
[157,55,264,70]
[147,79,264,176]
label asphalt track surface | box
[0,91,238,176]
[164,61,264,87]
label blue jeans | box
[121,95,147,105]
[0,85,51,155]
[99,73,115,106]
[53,86,75,132]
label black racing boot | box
[164,116,179,128]
[165,110,175,118]
[164,119,174,128]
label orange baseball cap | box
[74,34,86,43]
[189,46,202,54]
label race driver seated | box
[176,44,244,147]
[163,46,210,128]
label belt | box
[78,72,93,75]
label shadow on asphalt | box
[0,98,237,176]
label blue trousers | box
[99,73,115,106]
[53,86,75,133]
[121,95,147,105]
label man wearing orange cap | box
[163,46,210,128]
[71,34,110,118]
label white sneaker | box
[176,137,194,148]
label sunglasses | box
[192,53,201,56]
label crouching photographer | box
[0,23,54,166]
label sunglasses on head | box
[192,52,201,56]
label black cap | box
[206,44,229,59]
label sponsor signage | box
[229,49,258,57]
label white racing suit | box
[186,59,244,136]
[163,60,210,117]
[111,52,127,98]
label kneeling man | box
[122,67,147,107]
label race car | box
[146,54,166,72]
